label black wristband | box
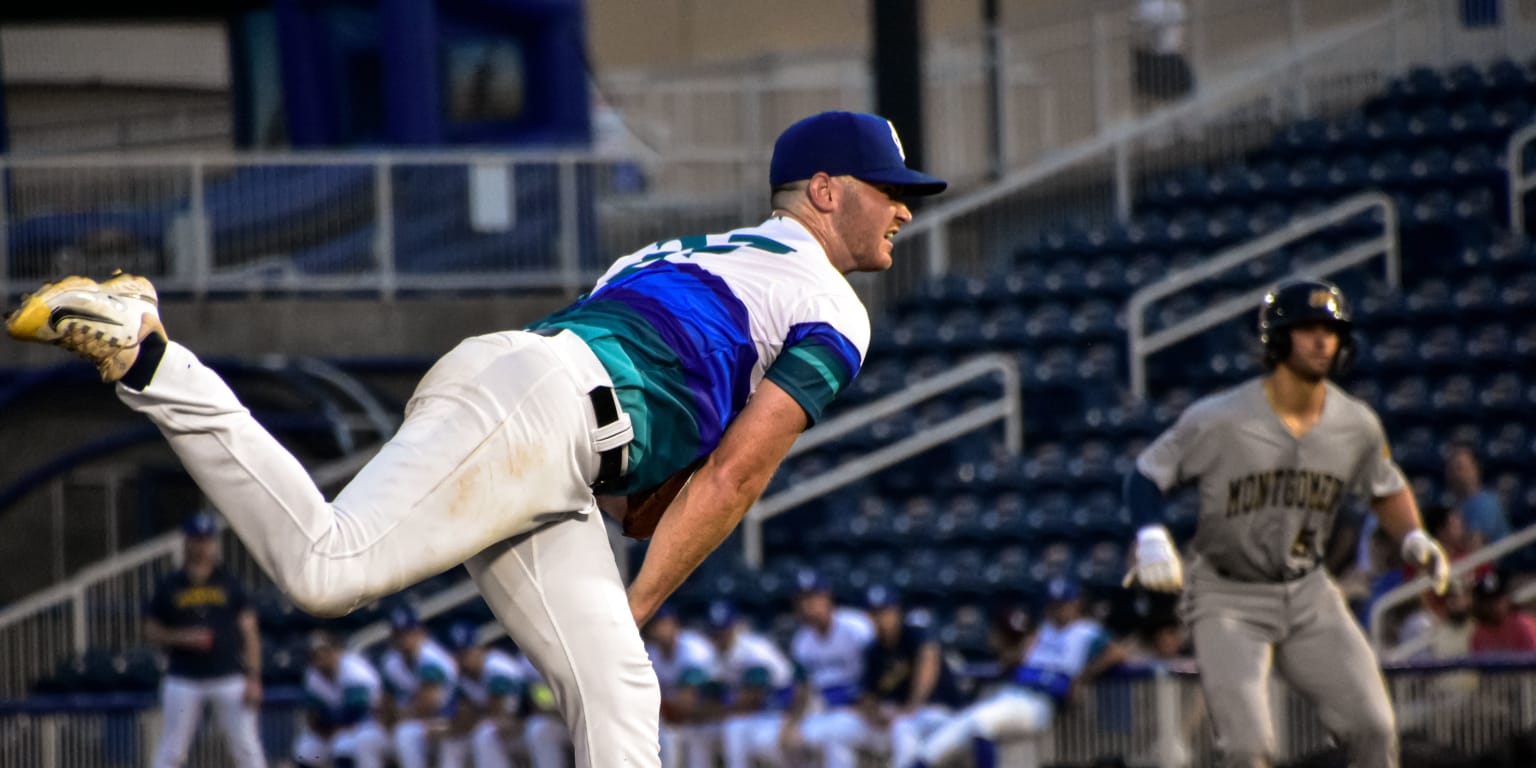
[120,333,167,390]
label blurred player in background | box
[782,571,876,765]
[915,578,1125,768]
[144,511,266,768]
[294,630,389,768]
[441,621,526,768]
[708,600,796,768]
[836,585,961,768]
[643,605,719,768]
[380,605,458,768]
[5,110,946,767]
[1122,279,1451,768]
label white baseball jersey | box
[718,630,795,710]
[381,640,458,705]
[791,608,876,707]
[647,629,718,695]
[457,649,526,708]
[1137,377,1407,580]
[1025,619,1109,677]
[529,217,871,494]
[304,652,383,726]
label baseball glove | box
[618,458,704,540]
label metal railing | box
[1507,120,1536,236]
[5,662,1536,767]
[1125,192,1400,400]
[0,444,382,699]
[0,148,767,304]
[743,353,1022,568]
[1373,520,1536,655]
[889,0,1529,304]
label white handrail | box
[1126,192,1400,400]
[1506,120,1536,236]
[743,352,1022,568]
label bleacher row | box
[17,56,1536,693]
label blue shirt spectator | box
[1445,443,1509,545]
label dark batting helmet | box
[1258,278,1355,374]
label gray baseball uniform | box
[1137,377,1405,768]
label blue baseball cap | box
[706,600,739,632]
[1046,577,1081,603]
[770,111,948,197]
[794,569,831,595]
[388,604,420,632]
[446,621,480,651]
[865,584,901,610]
[182,512,217,538]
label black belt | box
[532,326,629,493]
[588,385,625,493]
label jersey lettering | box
[1225,469,1345,518]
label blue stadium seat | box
[983,545,1032,598]
[1077,540,1127,589]
[1450,102,1497,140]
[935,493,988,545]
[1407,148,1453,188]
[1417,326,1466,370]
[1069,441,1120,488]
[1444,62,1488,102]
[1430,374,1480,422]
[1516,322,1536,357]
[979,305,1030,349]
[1024,303,1074,343]
[1029,542,1078,583]
[935,309,987,352]
[1484,421,1528,473]
[1407,106,1453,143]
[1484,59,1531,98]
[1368,149,1412,185]
[1366,110,1412,145]
[1382,376,1431,422]
[1042,261,1093,300]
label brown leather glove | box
[621,458,704,540]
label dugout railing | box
[6,661,1536,768]
[1124,191,1401,401]
[0,446,379,700]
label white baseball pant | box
[525,713,572,768]
[293,722,389,768]
[151,673,265,768]
[720,712,782,768]
[439,721,512,768]
[917,687,1053,767]
[118,331,659,767]
[800,708,865,768]
[822,706,951,768]
[393,719,433,768]
[658,722,717,768]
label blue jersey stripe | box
[766,322,862,424]
[593,262,758,452]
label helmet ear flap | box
[1262,329,1290,370]
[1331,331,1356,377]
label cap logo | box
[886,120,906,161]
[1309,290,1335,310]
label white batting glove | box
[1401,529,1451,595]
[1123,525,1184,593]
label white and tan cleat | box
[6,271,166,383]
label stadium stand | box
[5,44,1536,768]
